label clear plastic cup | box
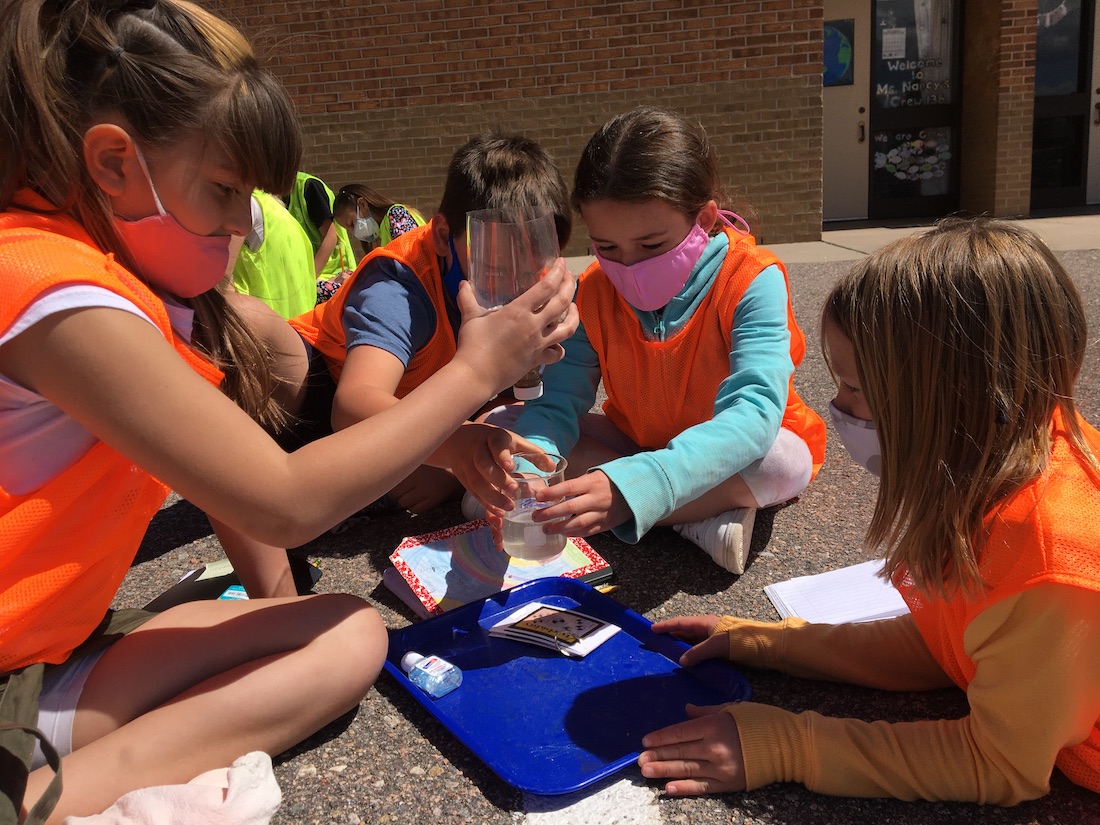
[466,209,559,400]
[502,452,567,561]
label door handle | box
[1095,101,1100,125]
[858,121,866,143]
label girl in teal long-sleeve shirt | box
[463,107,826,573]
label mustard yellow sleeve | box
[721,586,1100,803]
[711,613,952,691]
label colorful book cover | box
[387,520,612,617]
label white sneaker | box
[461,490,487,522]
[673,508,757,574]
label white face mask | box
[353,204,379,242]
[828,400,882,477]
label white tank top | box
[0,284,192,494]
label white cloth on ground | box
[61,751,281,825]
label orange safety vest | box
[577,227,826,475]
[894,411,1100,792]
[290,224,456,397]
[0,199,222,672]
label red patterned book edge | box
[389,553,444,616]
[387,520,610,617]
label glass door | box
[1031,0,1096,211]
[868,0,961,220]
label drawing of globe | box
[823,24,853,86]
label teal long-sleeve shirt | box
[511,233,793,543]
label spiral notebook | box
[385,519,612,618]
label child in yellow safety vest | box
[229,190,316,319]
[638,218,1100,804]
[284,170,357,287]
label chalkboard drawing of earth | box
[824,21,854,87]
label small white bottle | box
[400,651,463,698]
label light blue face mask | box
[828,400,882,477]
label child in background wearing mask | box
[284,171,357,301]
[459,106,825,574]
[638,218,1100,803]
[226,189,317,320]
[333,184,426,257]
[0,0,578,819]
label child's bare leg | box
[23,594,384,822]
[209,517,298,598]
[213,293,316,597]
[223,290,311,416]
[561,434,626,477]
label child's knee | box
[314,594,387,685]
[743,429,814,508]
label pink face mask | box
[112,142,231,298]
[592,209,749,312]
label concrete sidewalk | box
[774,213,1100,261]
[566,214,1100,273]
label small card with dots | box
[488,601,621,657]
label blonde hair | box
[0,0,303,427]
[822,216,1096,596]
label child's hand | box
[528,470,630,536]
[651,616,730,666]
[650,615,723,644]
[638,705,746,796]
[446,424,546,514]
[453,259,578,395]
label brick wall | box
[207,0,825,250]
[991,0,1037,216]
[959,0,1036,217]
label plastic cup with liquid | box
[502,452,568,561]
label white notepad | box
[763,559,910,624]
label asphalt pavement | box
[115,217,1100,824]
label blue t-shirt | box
[340,256,461,366]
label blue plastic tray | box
[384,577,752,795]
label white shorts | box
[30,647,108,770]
